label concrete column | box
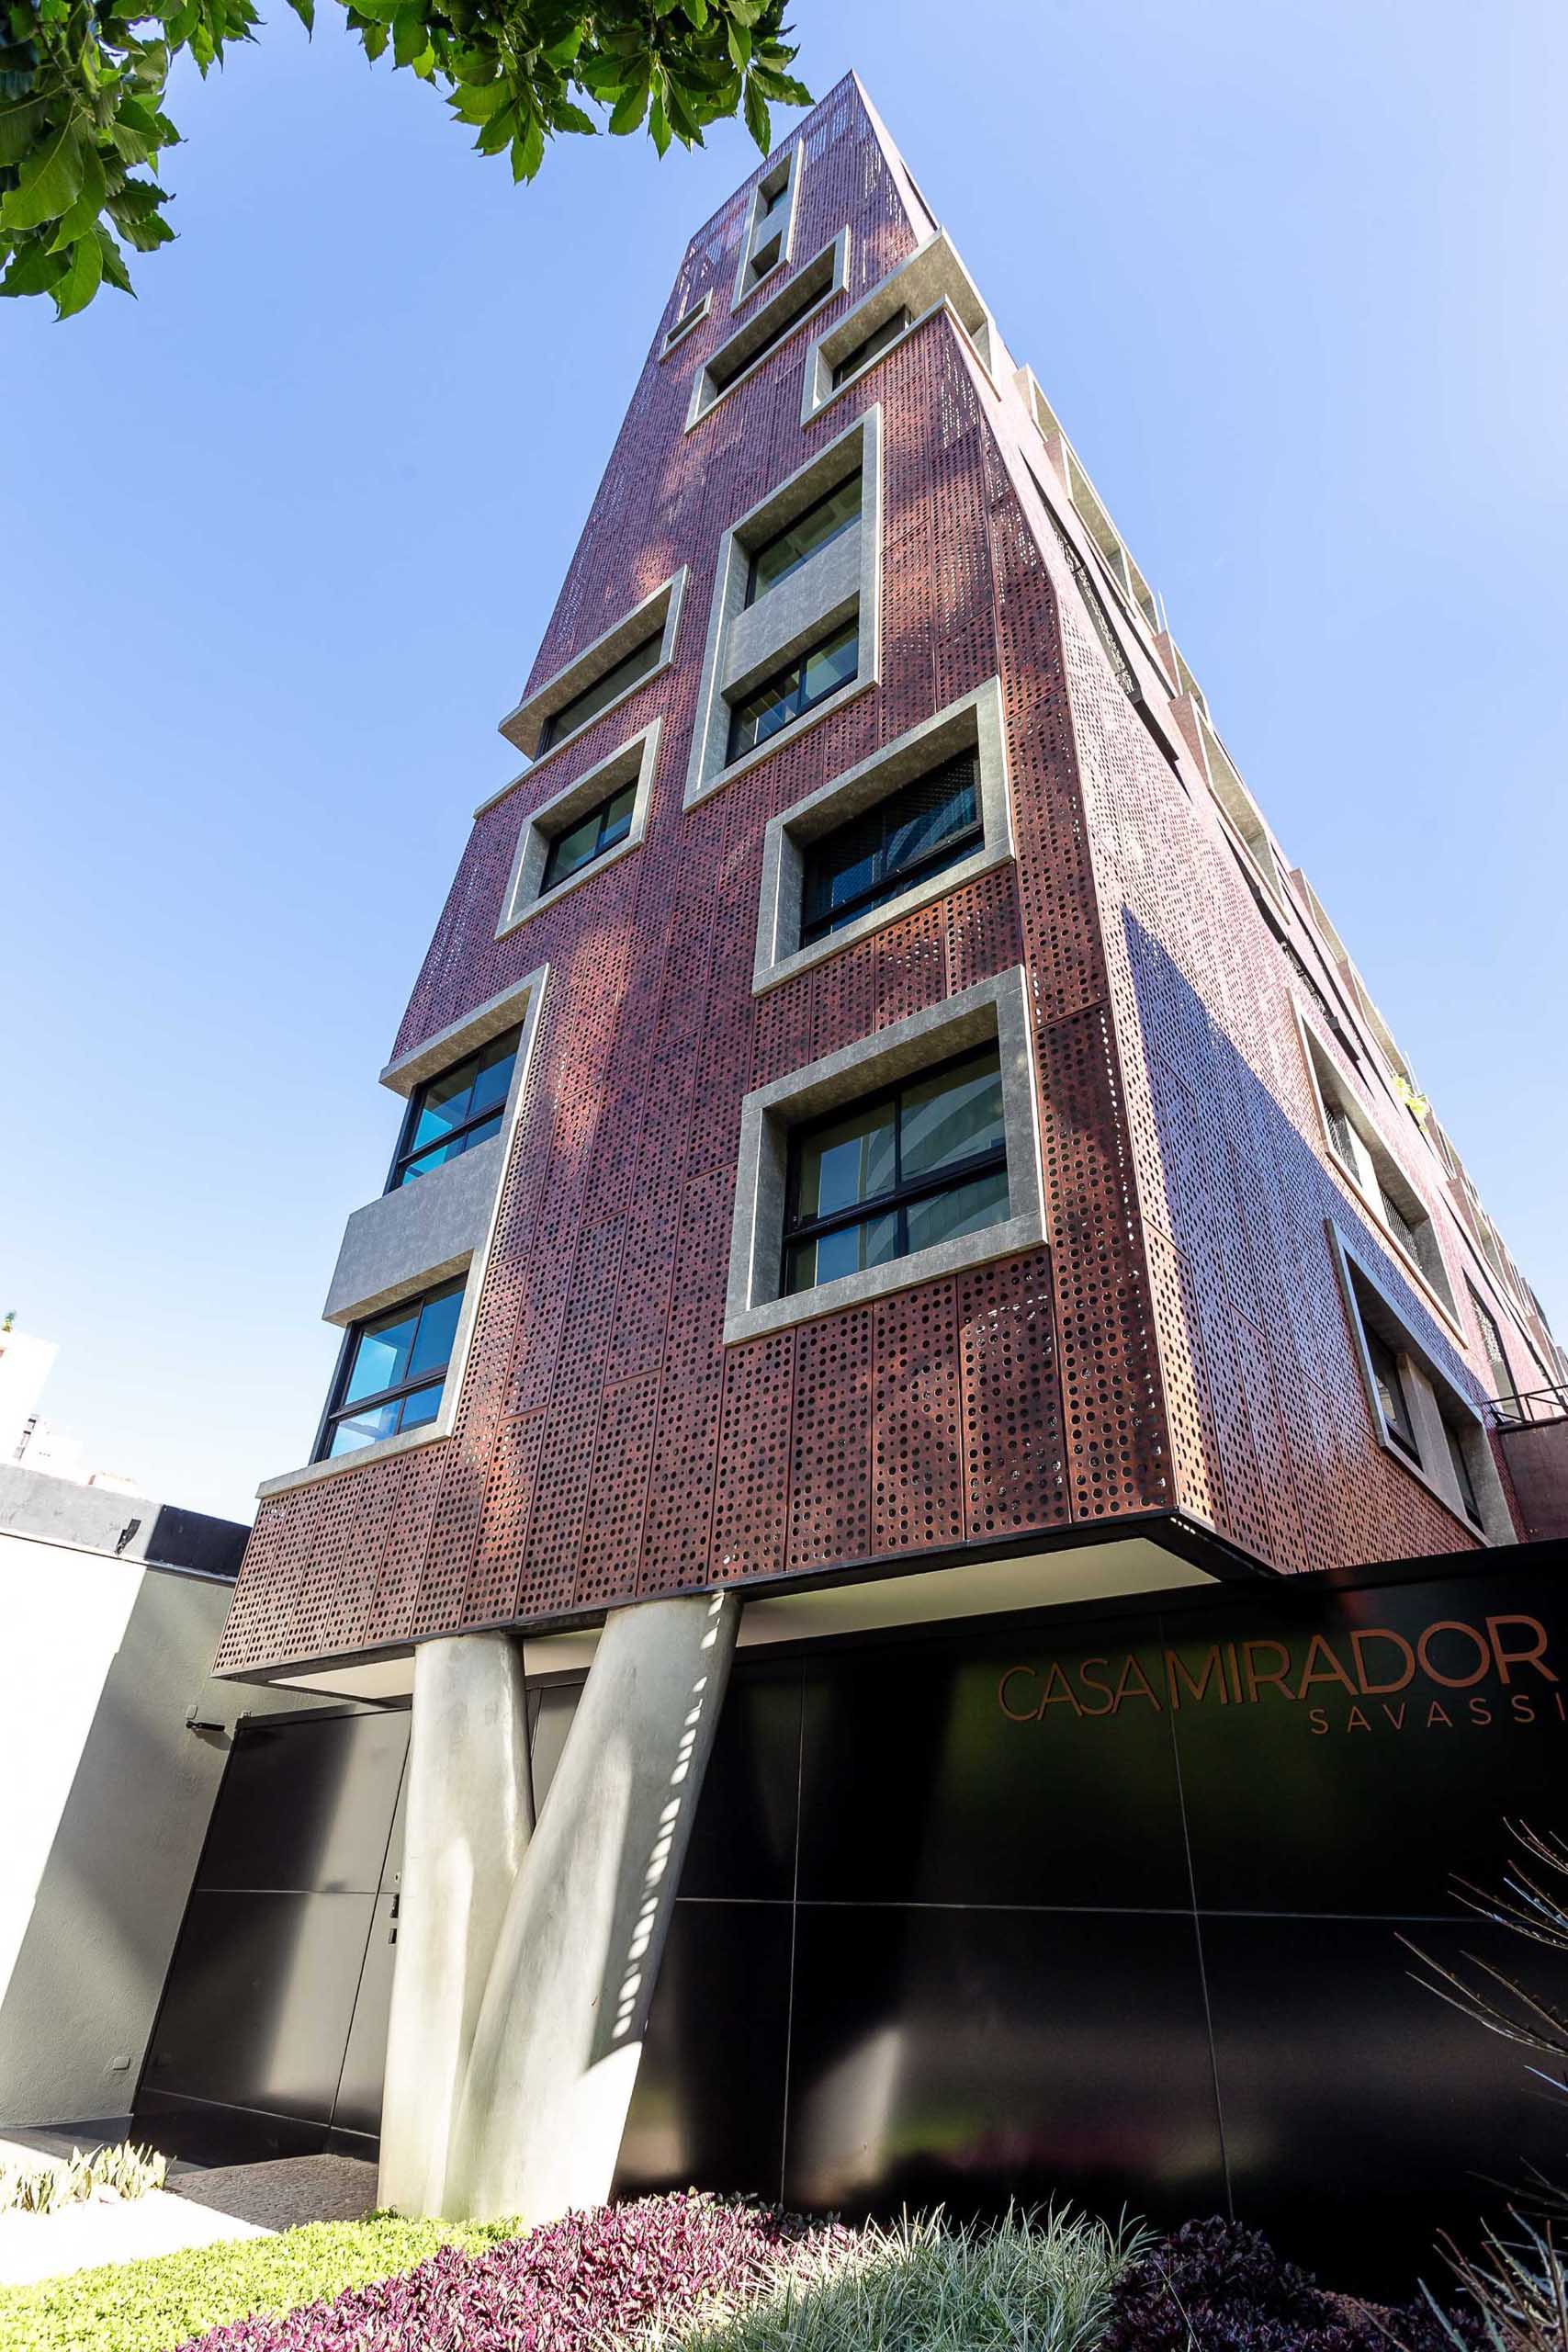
[378,1630,532,2218]
[445,1589,741,2224]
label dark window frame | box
[1467,1282,1517,1410]
[1441,1409,1484,1527]
[1364,1325,1420,1461]
[315,1276,465,1462]
[801,750,982,944]
[705,251,839,400]
[388,1027,522,1192]
[540,778,637,894]
[781,1042,1008,1293]
[830,306,911,390]
[745,474,862,607]
[726,619,859,764]
[537,630,662,754]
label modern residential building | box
[191,74,1568,2258]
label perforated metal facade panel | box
[217,74,1529,1681]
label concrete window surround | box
[1294,1006,1462,1338]
[800,231,998,425]
[729,139,804,313]
[496,720,661,937]
[752,676,1013,994]
[498,571,687,762]
[683,403,883,810]
[687,231,850,430]
[1328,1220,1512,1545]
[660,288,711,359]
[723,965,1045,1344]
[257,967,550,1501]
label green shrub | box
[0,2211,516,2352]
[665,2204,1146,2352]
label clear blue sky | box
[6,0,1565,1523]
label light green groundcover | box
[0,2212,516,2352]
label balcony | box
[1488,1385,1568,1542]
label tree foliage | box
[0,0,810,318]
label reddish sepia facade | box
[216,74,1562,1689]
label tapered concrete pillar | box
[445,1589,741,2224]
[378,1630,532,2218]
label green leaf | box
[0,234,67,294]
[608,72,648,133]
[46,136,104,246]
[0,95,44,164]
[285,0,314,32]
[684,0,707,23]
[511,107,543,178]
[741,71,768,153]
[96,219,133,289]
[51,221,101,314]
[541,25,580,65]
[391,6,427,67]
[449,74,510,119]
[548,97,594,134]
[473,97,515,152]
[725,17,750,68]
[1,116,82,229]
[727,0,763,23]
[750,65,810,104]
[647,85,671,155]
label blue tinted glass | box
[411,1057,476,1149]
[904,1166,1010,1256]
[399,1133,467,1185]
[801,628,858,707]
[397,1383,444,1431]
[886,776,977,874]
[344,1307,418,1402]
[468,1035,518,1115]
[786,1212,898,1295]
[328,1401,400,1455]
[409,1284,462,1381]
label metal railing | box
[1486,1384,1568,1430]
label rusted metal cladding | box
[217,75,1520,1679]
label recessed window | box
[696,236,845,422]
[541,778,637,892]
[538,630,661,754]
[390,1031,519,1189]
[1441,1408,1484,1527]
[661,292,710,355]
[802,750,980,945]
[727,621,859,763]
[747,474,861,605]
[830,306,910,390]
[758,176,789,220]
[319,1277,464,1459]
[782,1045,1008,1295]
[1468,1284,1517,1413]
[1365,1327,1419,1461]
[750,232,784,282]
[1303,1023,1456,1316]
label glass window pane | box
[801,626,859,709]
[883,763,978,876]
[901,1051,1004,1180]
[397,1382,444,1432]
[905,1166,1010,1256]
[795,1102,897,1220]
[398,1133,467,1185]
[328,1401,400,1455]
[344,1306,418,1403]
[1366,1329,1418,1457]
[468,1032,519,1116]
[410,1055,477,1149]
[786,1212,898,1295]
[545,808,604,888]
[409,1283,463,1382]
[463,1113,503,1152]
[601,782,637,848]
[1444,1418,1482,1521]
[751,475,862,602]
[541,631,660,750]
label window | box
[830,306,910,389]
[782,1046,1008,1295]
[727,621,858,763]
[661,291,710,355]
[541,778,637,891]
[747,474,861,605]
[1365,1327,1419,1461]
[1332,1227,1500,1539]
[319,1278,464,1459]
[537,630,661,753]
[1441,1408,1484,1527]
[697,240,843,417]
[758,176,789,220]
[802,750,980,944]
[1303,1023,1456,1315]
[1468,1284,1517,1411]
[749,231,784,282]
[390,1030,520,1189]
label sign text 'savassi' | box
[997,1614,1564,1737]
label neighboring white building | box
[0,1321,144,1493]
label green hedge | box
[0,2212,517,2352]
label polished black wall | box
[145,1548,1568,2288]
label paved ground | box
[170,2154,378,2229]
[0,2136,378,2288]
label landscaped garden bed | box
[0,2192,1508,2352]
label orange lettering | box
[1487,1615,1557,1686]
[1351,1629,1415,1695]
[1416,1621,1491,1690]
[998,1667,1038,1723]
